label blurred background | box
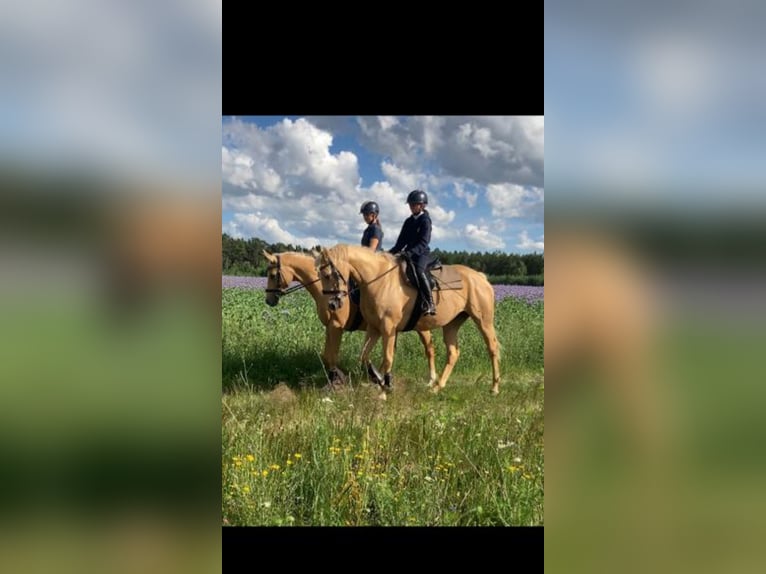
[6,0,766,569]
[546,0,766,572]
[0,1,221,572]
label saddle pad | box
[429,265,463,290]
[398,261,464,290]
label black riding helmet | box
[360,201,380,215]
[406,189,428,205]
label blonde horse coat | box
[262,251,436,384]
[316,245,501,394]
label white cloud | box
[453,182,478,208]
[2,0,220,182]
[270,118,359,192]
[228,212,325,249]
[438,117,544,187]
[356,116,543,188]
[427,204,456,226]
[223,117,360,199]
[517,230,544,252]
[221,188,268,212]
[357,116,419,168]
[457,123,497,159]
[464,224,505,250]
[222,146,282,192]
[378,116,399,130]
[429,225,460,243]
[633,32,719,119]
[419,115,447,156]
[380,161,420,197]
[486,183,544,218]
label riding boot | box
[418,271,437,315]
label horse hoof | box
[321,380,345,393]
[430,385,440,394]
[490,388,500,396]
[329,368,347,385]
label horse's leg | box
[473,317,501,395]
[416,329,437,387]
[322,324,345,383]
[378,327,398,393]
[360,328,382,385]
[433,314,469,393]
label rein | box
[265,255,320,297]
[320,253,400,298]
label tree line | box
[222,234,543,285]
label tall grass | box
[222,289,544,525]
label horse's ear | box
[262,250,276,263]
[311,249,324,269]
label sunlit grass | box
[222,289,544,526]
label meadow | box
[222,281,544,526]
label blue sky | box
[545,0,766,206]
[222,116,544,254]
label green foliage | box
[222,289,544,526]
[487,274,544,286]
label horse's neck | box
[283,254,321,295]
[347,249,387,287]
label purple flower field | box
[492,284,544,304]
[223,276,268,289]
[223,276,543,304]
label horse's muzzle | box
[265,292,280,307]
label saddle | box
[399,256,463,291]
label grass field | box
[222,288,544,526]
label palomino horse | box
[262,250,437,386]
[544,228,667,516]
[315,244,501,394]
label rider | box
[359,201,384,251]
[388,189,436,315]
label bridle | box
[318,255,349,311]
[264,255,318,300]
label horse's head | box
[263,250,291,307]
[315,247,348,312]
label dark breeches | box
[410,253,429,274]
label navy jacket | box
[389,211,432,257]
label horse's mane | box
[281,250,313,259]
[327,244,397,265]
